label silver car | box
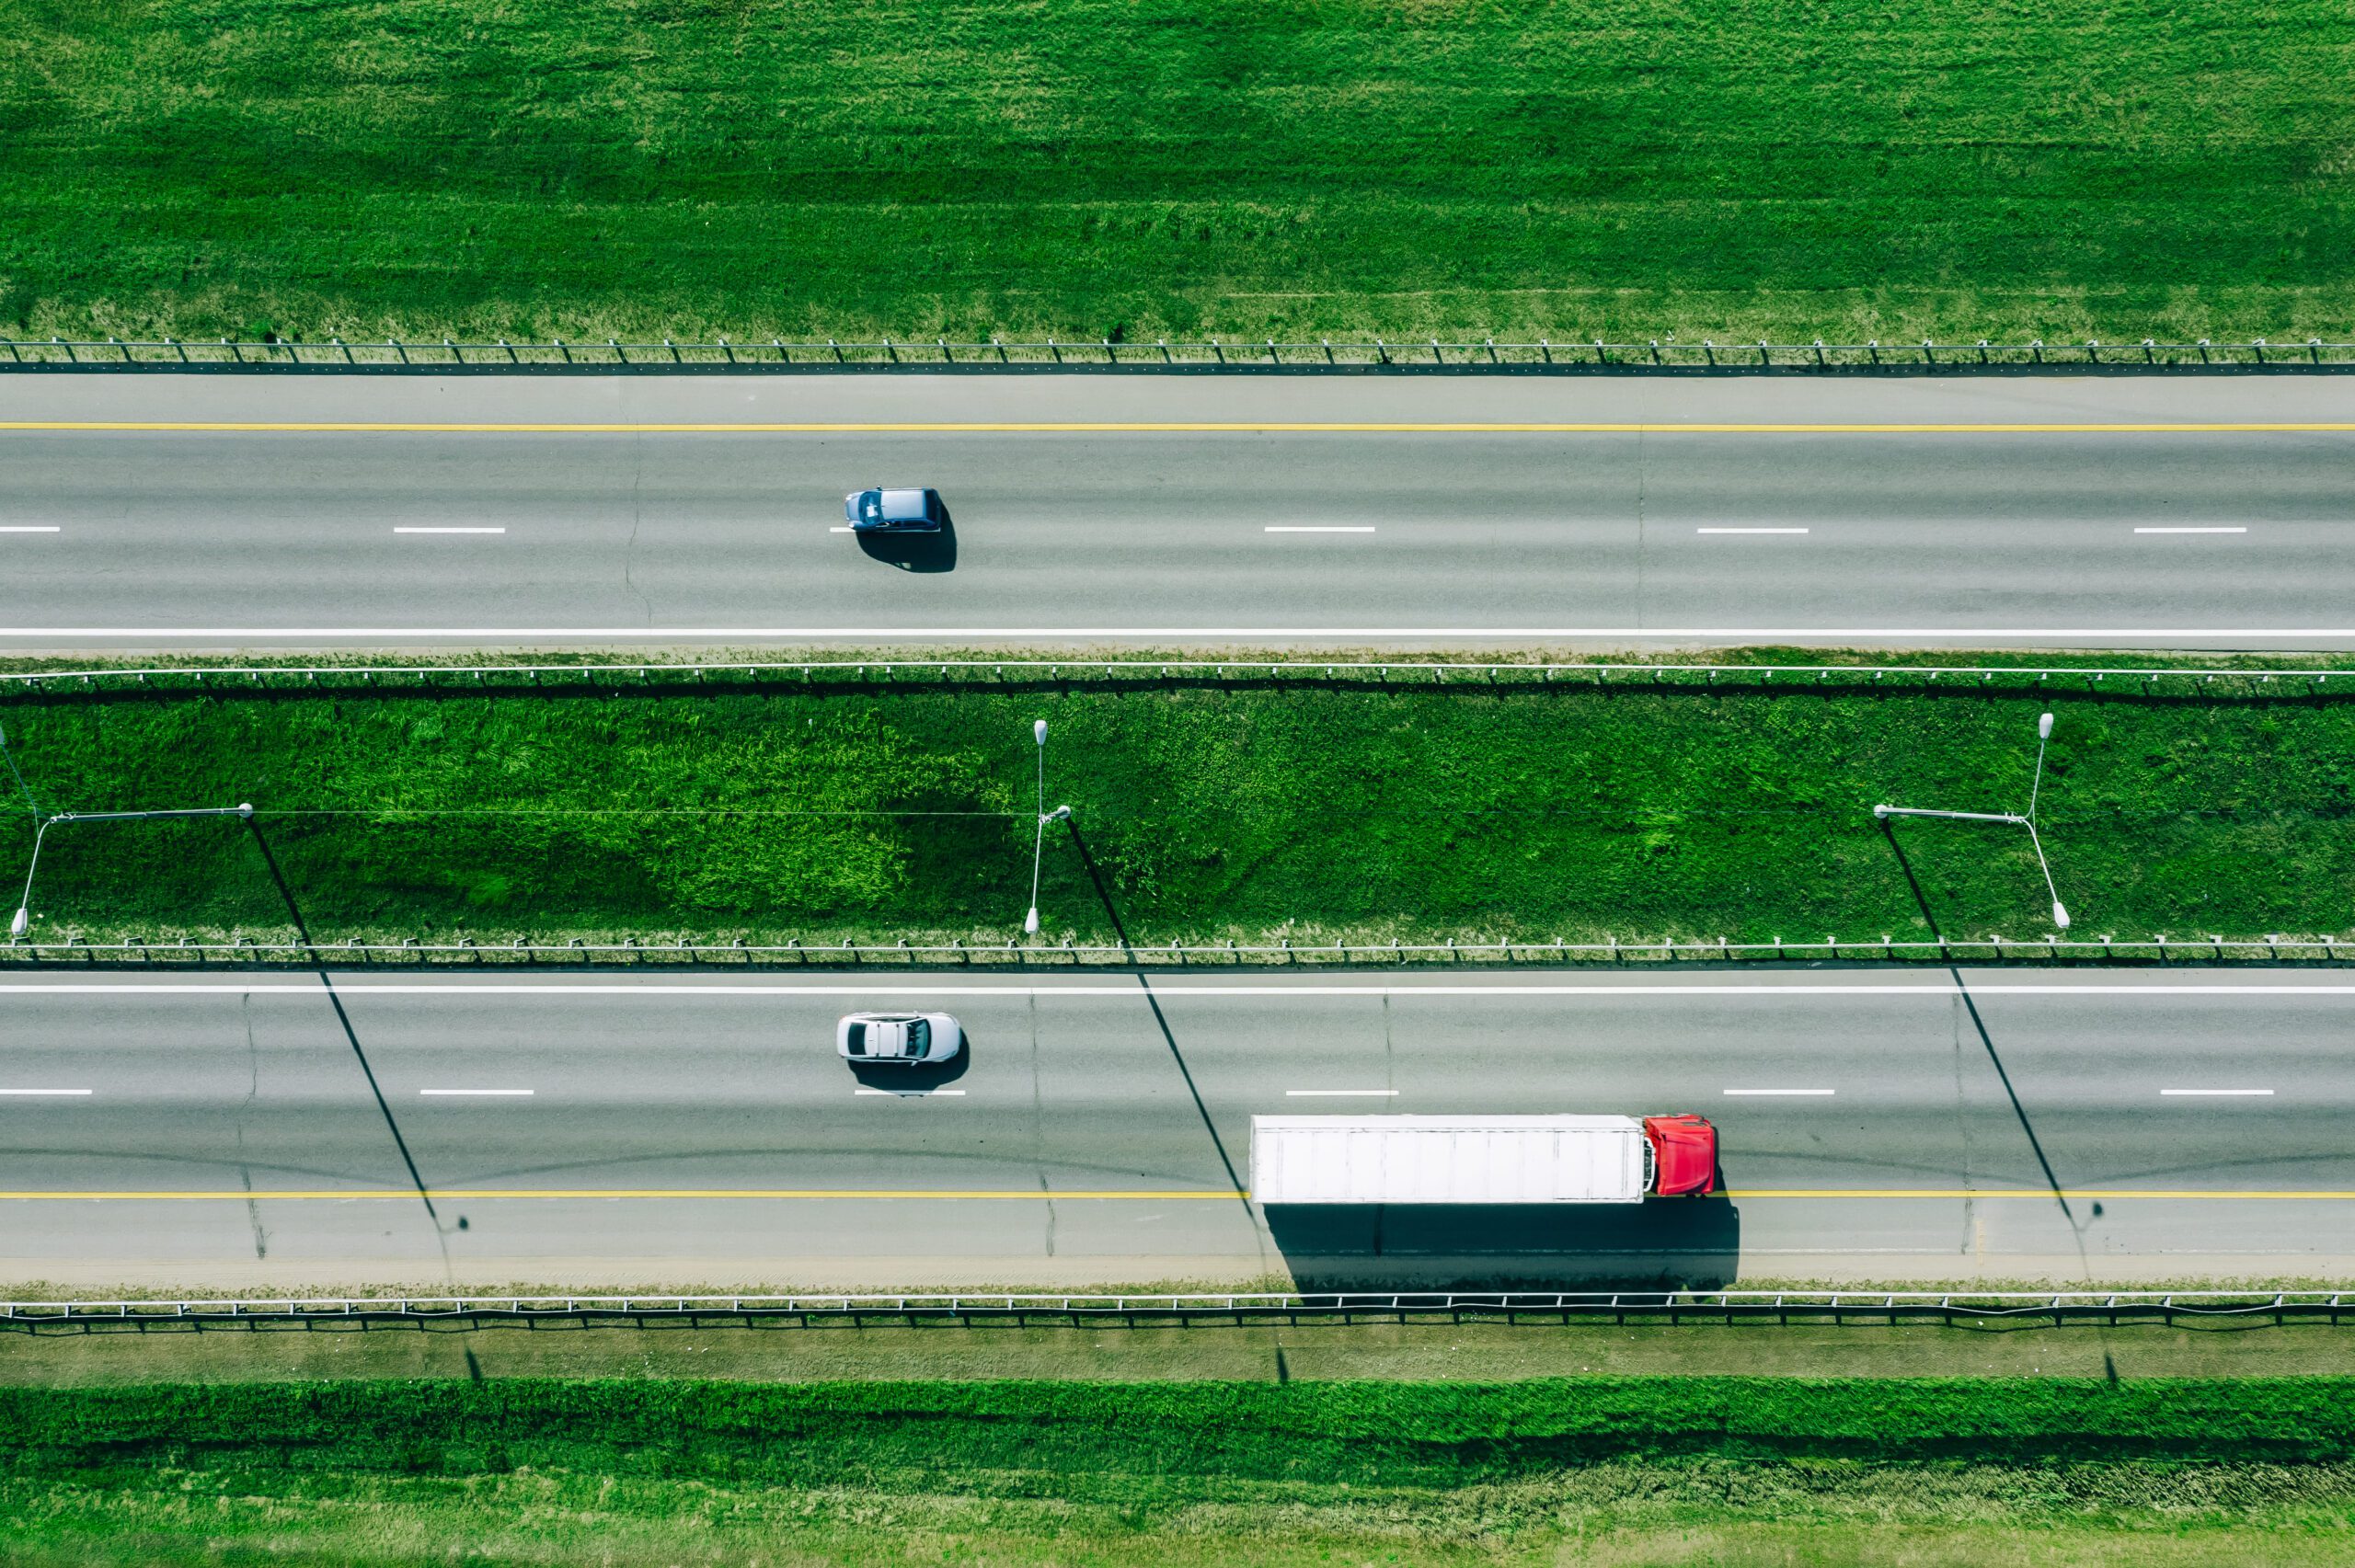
[844,486,945,532]
[836,1011,964,1065]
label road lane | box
[6,376,2355,647]
[0,968,2349,1287]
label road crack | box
[238,998,269,1260]
[621,441,654,627]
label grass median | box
[1,672,2348,949]
[4,0,2351,345]
[7,1378,2355,1565]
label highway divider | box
[4,655,2349,962]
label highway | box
[3,967,2350,1289]
[6,373,2355,649]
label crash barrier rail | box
[2,657,2345,697]
[3,1290,2349,1329]
[6,336,2355,373]
[1,933,2347,967]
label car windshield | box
[904,1018,930,1051]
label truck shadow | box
[1263,1199,1741,1290]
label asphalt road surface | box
[3,967,2349,1289]
[6,373,2355,650]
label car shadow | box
[1262,1198,1742,1290]
[855,508,958,573]
[846,1035,973,1093]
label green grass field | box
[4,0,2350,345]
[8,1378,2355,1565]
[3,673,2349,948]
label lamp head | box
[2052,900,2071,930]
[8,907,26,940]
[1034,719,1049,747]
[2038,712,2055,740]
[1024,907,1040,935]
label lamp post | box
[1873,712,2070,931]
[1024,719,1071,936]
[11,804,255,940]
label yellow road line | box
[1,1186,2349,1201]
[1720,1188,2355,1200]
[6,420,2355,435]
[0,1187,1246,1201]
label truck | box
[1248,1113,1717,1205]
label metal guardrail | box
[2,1290,2347,1328]
[1,657,2342,696]
[2,933,2345,967]
[4,337,2351,374]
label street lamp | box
[11,804,255,940]
[1873,711,2071,931]
[1024,719,1071,936]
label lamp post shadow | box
[244,817,446,1230]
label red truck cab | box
[1644,1114,1718,1196]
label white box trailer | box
[1249,1113,1717,1205]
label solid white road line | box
[2160,1088,2275,1096]
[1724,1088,1837,1096]
[0,1088,92,1096]
[0,527,61,533]
[393,527,506,535]
[5,982,2355,999]
[418,1088,534,1096]
[1264,526,1376,533]
[2136,526,2248,534]
[829,526,854,532]
[1285,1089,1400,1097]
[855,1087,967,1096]
[1696,527,1809,534]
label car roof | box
[877,488,931,520]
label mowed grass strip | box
[8,1379,2355,1566]
[0,682,2347,946]
[2,0,2350,344]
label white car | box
[836,1011,964,1065]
